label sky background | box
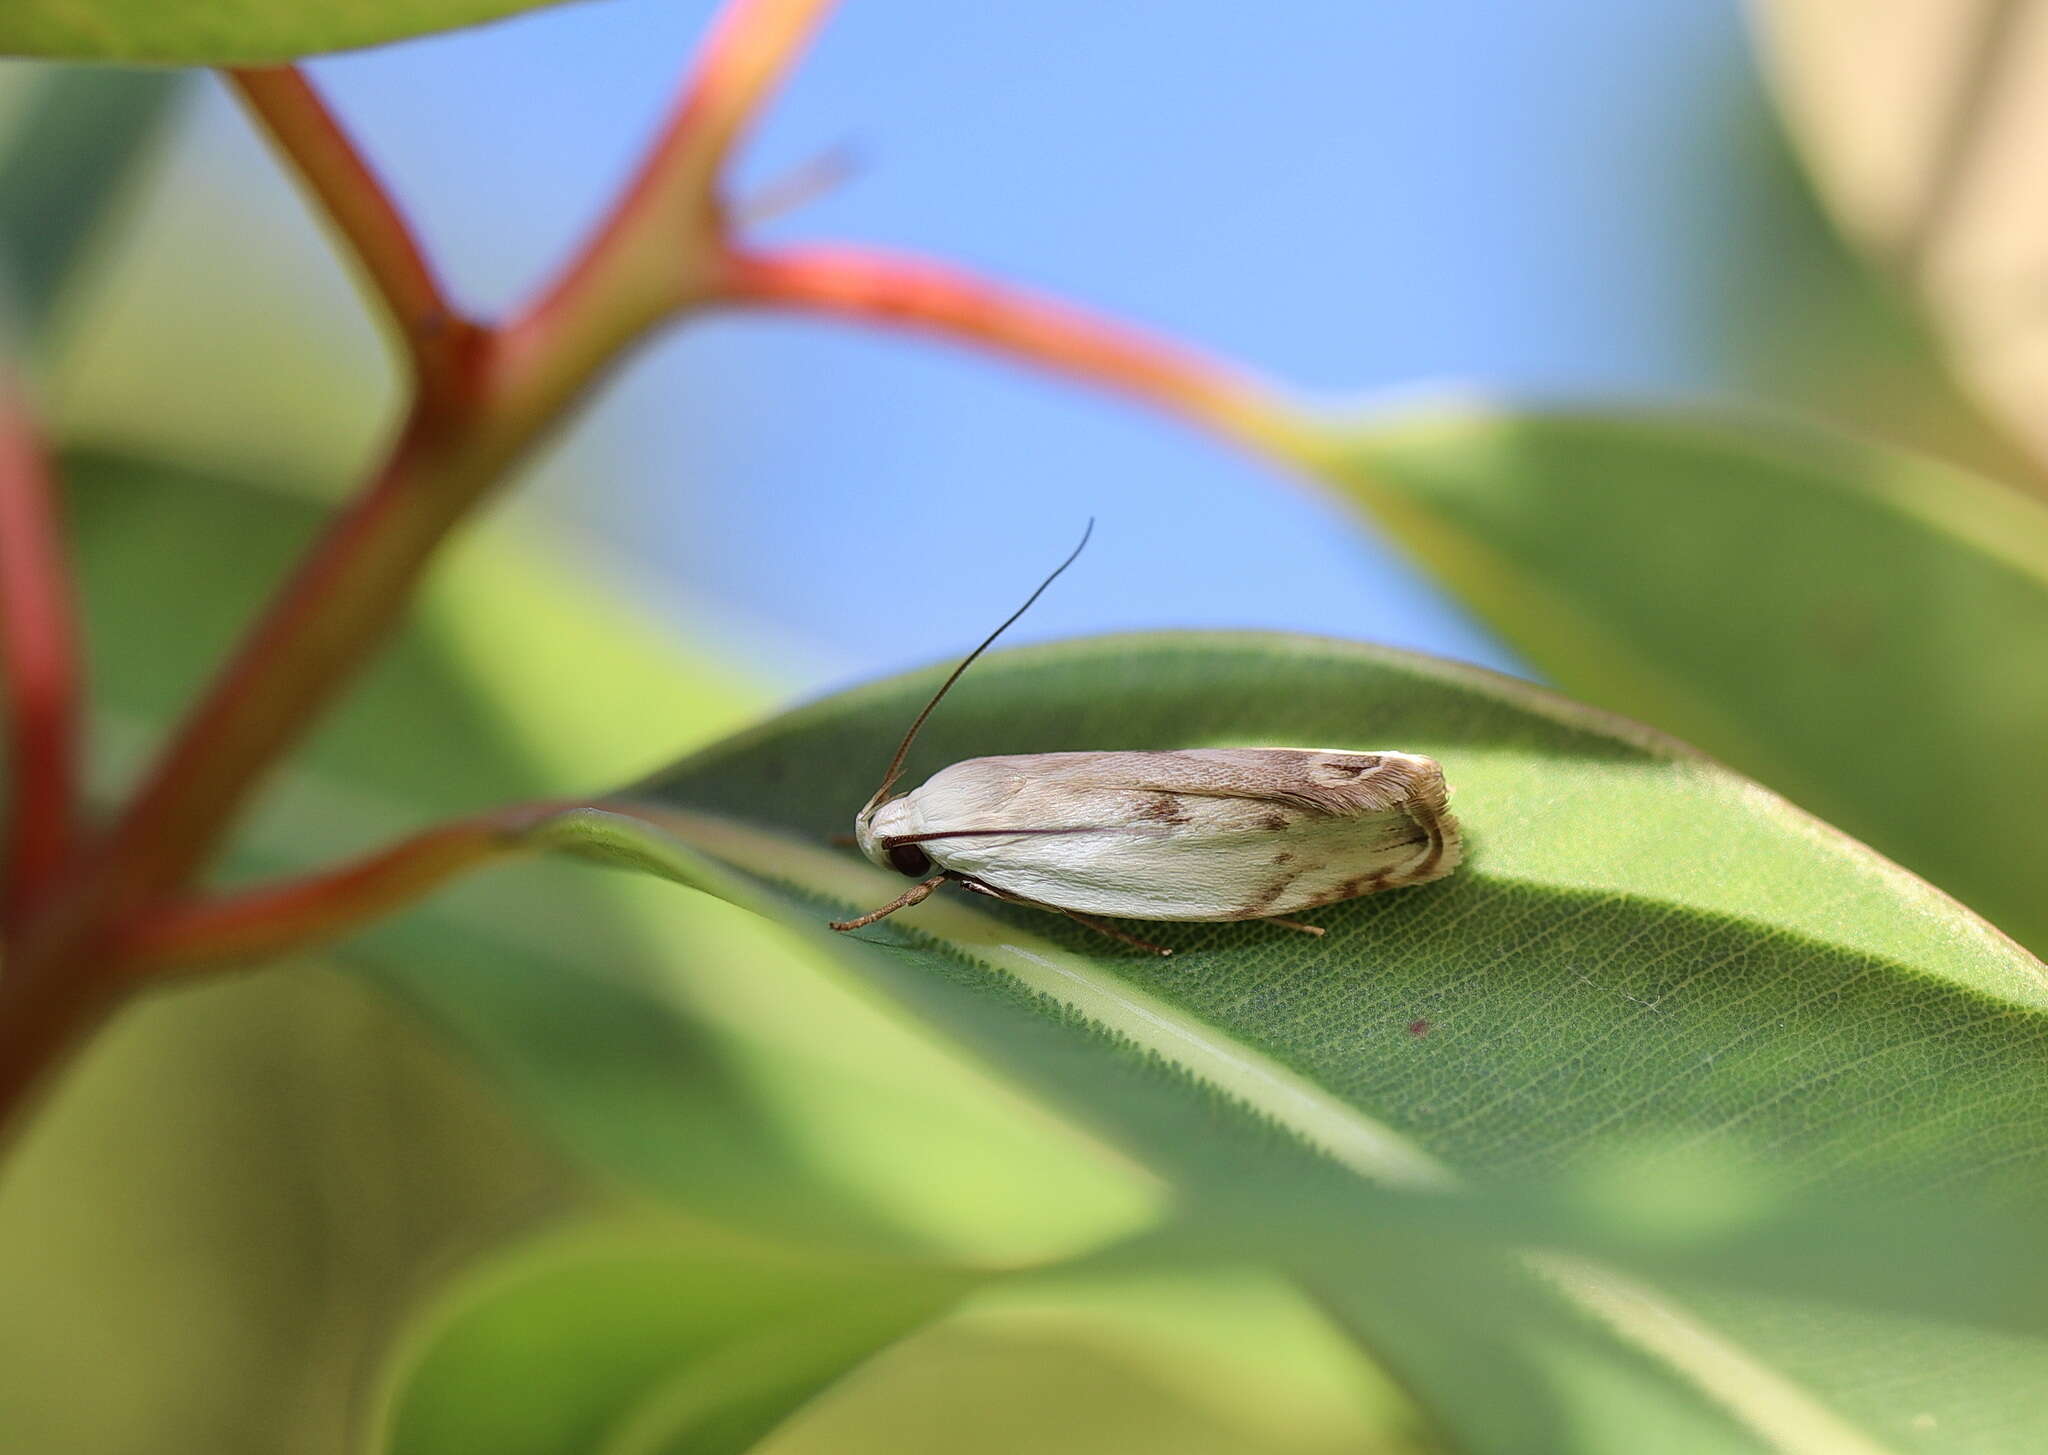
[68,0,1770,698]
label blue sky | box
[295,0,1755,692]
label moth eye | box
[887,844,932,877]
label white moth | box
[833,525,1462,955]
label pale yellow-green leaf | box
[1753,0,2048,478]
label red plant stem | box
[225,67,471,392]
[0,402,525,1144]
[119,802,574,973]
[714,244,1319,465]
[502,0,837,396]
[0,380,80,929]
[77,1,837,906]
[677,0,840,180]
[0,0,848,1146]
[0,956,117,1156]
[80,2,840,921]
[73,405,505,913]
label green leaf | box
[553,630,2048,1451]
[378,1222,971,1455]
[0,0,578,63]
[1329,407,2048,955]
[0,66,180,338]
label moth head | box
[854,797,929,876]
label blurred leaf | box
[763,1269,1434,1455]
[0,963,580,1455]
[521,631,2048,1450]
[1330,406,2048,955]
[0,0,579,64]
[0,66,179,338]
[1753,0,2048,480]
[378,1221,970,1455]
[45,79,396,493]
[1702,102,2044,489]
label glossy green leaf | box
[379,1222,970,1455]
[548,631,2048,1452]
[1330,407,2048,955]
[0,0,576,63]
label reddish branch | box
[79,1,840,920]
[118,802,574,973]
[80,410,502,911]
[0,0,844,1144]
[715,245,1315,464]
[226,67,472,393]
[500,0,837,403]
[0,378,80,930]
[0,957,117,1151]
[675,0,840,176]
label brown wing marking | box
[1108,751,1431,818]
[1239,864,1306,915]
[1138,793,1194,825]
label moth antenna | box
[862,519,1094,814]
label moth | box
[833,525,1462,954]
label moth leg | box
[829,873,948,932]
[1059,910,1175,957]
[955,877,1174,957]
[1262,915,1327,937]
[827,833,858,848]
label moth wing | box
[953,748,1445,817]
[893,749,1459,921]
